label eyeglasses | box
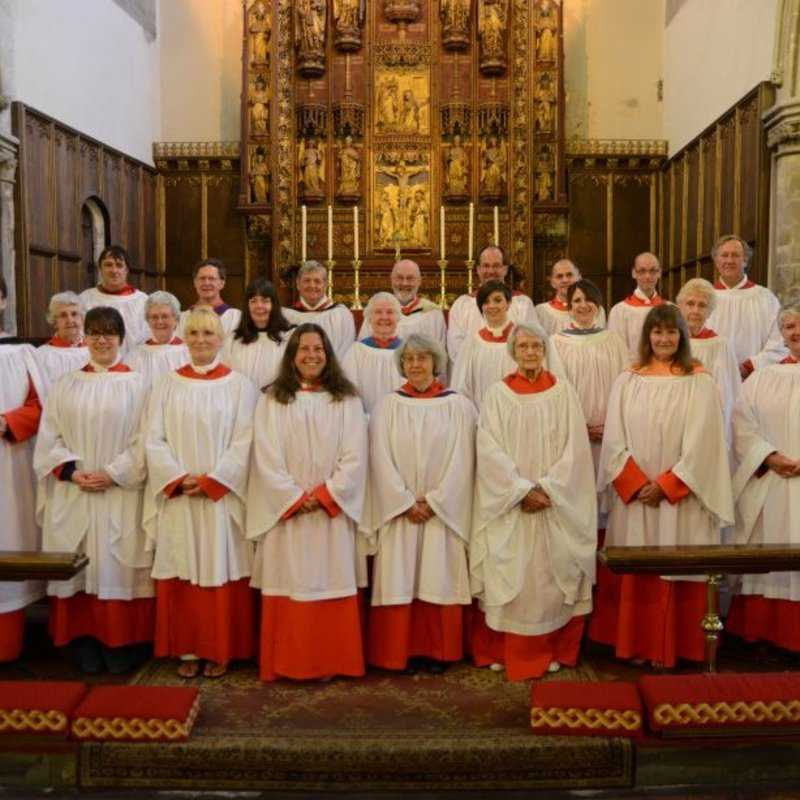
[85,332,120,341]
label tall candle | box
[440,205,446,260]
[353,205,359,260]
[301,205,307,263]
[468,202,474,261]
[327,205,333,261]
[493,206,499,247]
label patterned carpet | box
[77,658,633,791]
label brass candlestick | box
[437,258,449,310]
[325,259,336,301]
[465,258,475,295]
[351,258,363,310]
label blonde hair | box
[183,306,224,339]
[676,278,717,314]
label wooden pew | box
[0,551,89,581]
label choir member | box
[551,280,627,482]
[145,307,258,678]
[343,292,405,414]
[363,334,476,674]
[726,301,800,651]
[470,324,596,679]
[535,259,606,335]
[79,246,148,356]
[128,291,188,389]
[706,235,787,378]
[447,245,545,362]
[0,343,45,660]
[34,292,89,396]
[178,258,242,338]
[223,277,294,389]
[676,278,741,441]
[34,307,153,674]
[607,252,667,361]
[246,323,367,682]
[589,304,734,667]
[283,261,356,362]
[358,259,447,349]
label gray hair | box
[394,333,448,377]
[296,260,327,281]
[145,291,181,320]
[364,291,402,325]
[46,291,82,325]
[506,323,547,360]
[711,234,752,267]
[676,277,717,314]
[778,301,800,329]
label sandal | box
[203,661,227,678]
[177,660,201,678]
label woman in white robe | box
[127,291,188,389]
[33,306,153,674]
[470,324,596,680]
[342,292,406,414]
[589,304,734,667]
[362,333,476,673]
[676,278,741,443]
[33,292,89,397]
[223,277,294,390]
[0,344,46,661]
[246,323,368,682]
[726,302,800,651]
[145,307,258,678]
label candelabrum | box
[437,258,449,310]
[325,259,336,301]
[465,258,475,295]
[351,259,363,310]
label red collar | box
[97,284,136,296]
[176,363,232,380]
[624,293,664,308]
[399,380,446,398]
[549,298,569,311]
[82,362,131,373]
[503,370,557,394]
[47,336,85,348]
[781,355,799,364]
[479,322,514,343]
[714,278,756,290]
[691,327,717,340]
[401,297,421,315]
[367,336,401,349]
[145,336,184,346]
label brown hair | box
[84,306,126,343]
[98,245,131,270]
[635,304,697,375]
[192,257,227,280]
[566,278,603,311]
[269,323,358,404]
[476,279,512,312]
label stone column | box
[0,132,18,335]
[765,0,800,299]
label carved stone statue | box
[478,0,508,76]
[441,0,471,50]
[250,148,269,204]
[295,0,327,77]
[534,74,556,133]
[376,78,400,132]
[382,0,422,25]
[536,168,553,202]
[333,0,365,51]
[536,25,556,61]
[337,136,361,198]
[480,135,507,200]
[408,187,429,245]
[443,135,469,198]
[298,137,325,199]
[249,1,270,64]
[376,157,427,245]
[400,89,422,134]
[249,74,270,135]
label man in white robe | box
[282,261,356,362]
[607,252,668,361]
[535,259,605,335]
[705,235,787,378]
[177,258,242,338]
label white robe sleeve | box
[105,380,147,490]
[324,396,368,524]
[596,372,636,491]
[145,378,190,496]
[731,373,777,500]
[33,382,82,481]
[751,305,788,370]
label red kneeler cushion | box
[639,673,800,736]
[70,685,200,743]
[530,680,643,738]
[0,681,88,737]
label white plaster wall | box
[564,0,665,141]
[8,0,160,164]
[159,0,242,142]
[663,0,778,155]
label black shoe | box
[102,643,152,675]
[69,637,105,675]
[423,659,447,675]
[402,658,420,676]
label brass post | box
[701,574,724,673]
[437,258,449,309]
[351,259,363,310]
[325,258,336,301]
[465,258,475,296]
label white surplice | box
[144,368,258,586]
[246,391,368,600]
[127,342,189,390]
[33,368,152,599]
[177,306,241,339]
[0,345,45,612]
[362,388,477,606]
[598,369,735,580]
[707,277,787,369]
[471,378,597,636]
[79,287,149,356]
[690,333,742,444]
[535,301,606,336]
[342,340,405,415]
[606,291,667,361]
[222,331,288,390]
[731,364,800,600]
[32,342,89,398]
[283,304,356,362]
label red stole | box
[623,293,664,308]
[81,363,132,373]
[176,364,232,380]
[691,327,717,340]
[97,284,136,296]
[714,278,756,290]
[399,380,447,398]
[47,336,85,348]
[478,322,514,343]
[401,297,421,315]
[503,370,557,394]
[548,298,569,311]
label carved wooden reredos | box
[239,0,566,303]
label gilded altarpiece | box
[239,0,566,304]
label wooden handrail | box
[0,552,89,581]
